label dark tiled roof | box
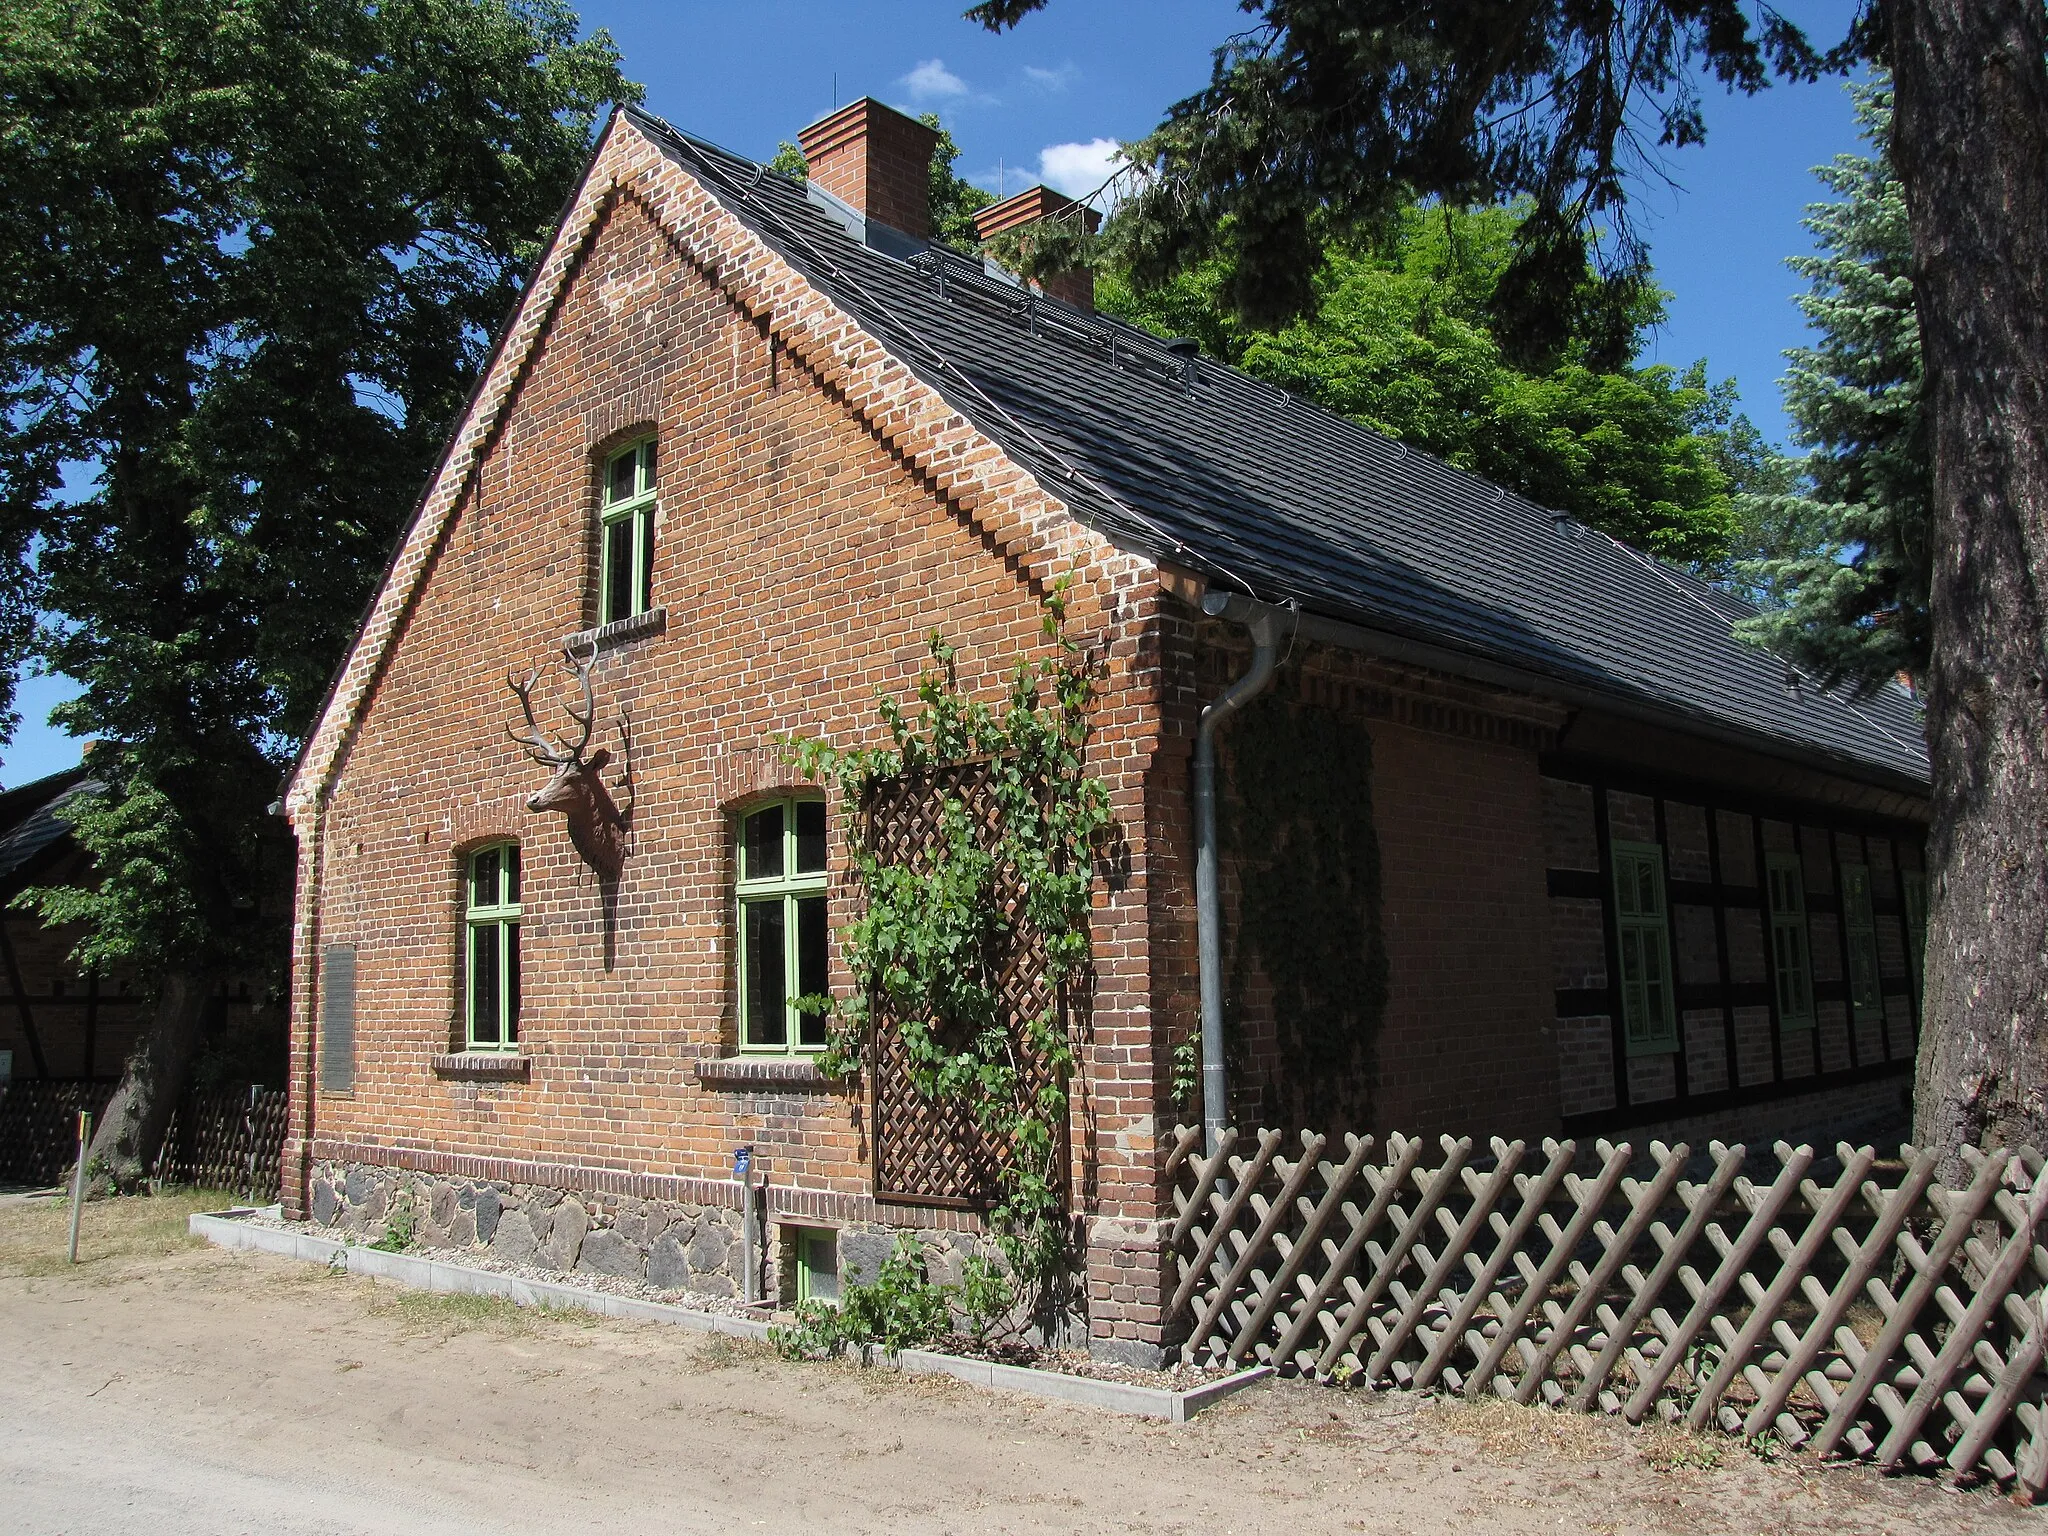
[0,767,98,885]
[629,109,1930,791]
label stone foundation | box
[309,1159,1006,1309]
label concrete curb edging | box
[191,1211,1271,1423]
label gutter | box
[1179,582,1930,802]
[1194,591,1287,1154]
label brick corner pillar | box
[1084,1210,1182,1368]
[1078,580,1184,1368]
[279,800,322,1222]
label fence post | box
[244,1084,260,1202]
[66,1109,92,1264]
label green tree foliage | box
[1099,205,1747,562]
[972,1,1854,357]
[0,0,632,1173]
[1736,80,1928,690]
[770,113,993,252]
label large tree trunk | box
[85,971,214,1190]
[1888,1,2048,1179]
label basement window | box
[792,1226,840,1305]
[466,843,522,1051]
[599,438,657,626]
[1610,840,1678,1057]
[735,798,828,1055]
[1765,852,1816,1033]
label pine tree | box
[1737,79,1929,690]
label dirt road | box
[0,1191,2029,1535]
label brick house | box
[280,99,1930,1363]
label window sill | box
[564,606,666,653]
[432,1052,531,1080]
[694,1056,838,1092]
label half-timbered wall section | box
[1543,755,1923,1139]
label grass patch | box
[0,1186,236,1279]
[1642,1423,1727,1473]
[368,1286,600,1338]
[1426,1396,1615,1463]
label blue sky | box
[1,1,1872,788]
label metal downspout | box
[1195,592,1285,1154]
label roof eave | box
[1189,585,1931,800]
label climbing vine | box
[785,588,1111,1309]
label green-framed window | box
[599,438,657,626]
[1611,840,1678,1056]
[736,797,829,1053]
[466,843,521,1050]
[1901,869,1928,998]
[1765,851,1815,1032]
[793,1226,840,1305]
[1840,862,1883,1020]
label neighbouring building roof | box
[628,107,1930,793]
[0,767,100,887]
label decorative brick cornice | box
[430,1053,531,1080]
[285,109,1144,824]
[693,1056,837,1091]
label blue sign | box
[733,1145,752,1178]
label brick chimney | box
[798,98,940,241]
[973,185,1103,311]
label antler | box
[557,639,596,760]
[505,666,566,765]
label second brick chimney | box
[973,185,1103,311]
[798,98,940,241]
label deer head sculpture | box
[506,640,631,881]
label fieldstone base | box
[311,1161,748,1298]
[307,1160,1048,1322]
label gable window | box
[1840,862,1883,1021]
[1765,852,1815,1031]
[600,439,657,626]
[736,797,829,1053]
[466,843,522,1051]
[1610,840,1677,1056]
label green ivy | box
[770,1237,1014,1360]
[785,589,1110,1309]
[370,1198,416,1254]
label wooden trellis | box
[0,1078,115,1186]
[1168,1124,2048,1491]
[862,763,1063,1208]
[152,1088,289,1200]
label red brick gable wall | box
[283,124,1179,1355]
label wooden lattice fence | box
[0,1079,284,1195]
[0,1078,116,1185]
[1169,1124,2048,1491]
[861,762,1064,1208]
[153,1088,289,1200]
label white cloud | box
[900,58,969,102]
[1022,63,1079,93]
[1037,139,1125,203]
